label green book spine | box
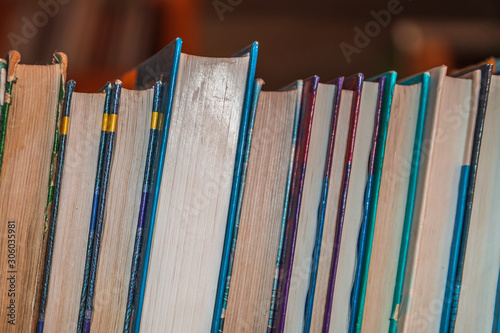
[0,59,11,172]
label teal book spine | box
[133,38,182,333]
[353,71,397,333]
[218,78,263,332]
[36,80,76,333]
[212,41,259,333]
[388,73,430,333]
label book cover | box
[75,83,113,332]
[348,75,385,333]
[134,41,257,332]
[36,80,76,332]
[0,50,67,332]
[131,38,182,333]
[0,58,8,171]
[123,81,163,332]
[212,41,259,333]
[272,75,320,333]
[354,71,397,332]
[267,80,303,331]
[389,73,430,332]
[323,73,363,332]
[442,64,493,332]
[218,78,263,332]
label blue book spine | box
[212,41,259,333]
[133,38,182,333]
[441,166,469,332]
[217,79,263,333]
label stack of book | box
[0,38,498,333]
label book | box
[123,81,164,332]
[397,66,479,332]
[323,74,363,332]
[284,77,341,333]
[0,58,8,170]
[304,77,343,332]
[222,79,303,332]
[0,51,67,332]
[272,76,319,332]
[87,83,158,332]
[339,78,385,333]
[309,75,359,332]
[452,70,499,332]
[43,82,112,332]
[128,38,182,333]
[37,80,76,332]
[353,71,398,333]
[82,81,123,333]
[137,43,257,332]
[360,72,430,333]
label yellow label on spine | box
[102,114,109,132]
[151,112,159,130]
[158,112,165,130]
[61,116,70,135]
[108,114,118,132]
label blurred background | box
[1,0,500,91]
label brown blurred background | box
[1,0,499,91]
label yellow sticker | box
[61,116,70,135]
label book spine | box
[212,41,258,333]
[76,83,113,332]
[0,61,11,172]
[36,80,76,333]
[303,77,344,333]
[354,72,397,332]
[82,81,122,333]
[218,79,263,332]
[272,76,319,333]
[441,166,469,332]
[323,74,363,332]
[133,38,182,333]
[267,81,303,332]
[446,65,493,332]
[493,270,500,333]
[349,75,385,333]
[0,59,8,172]
[123,81,163,333]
